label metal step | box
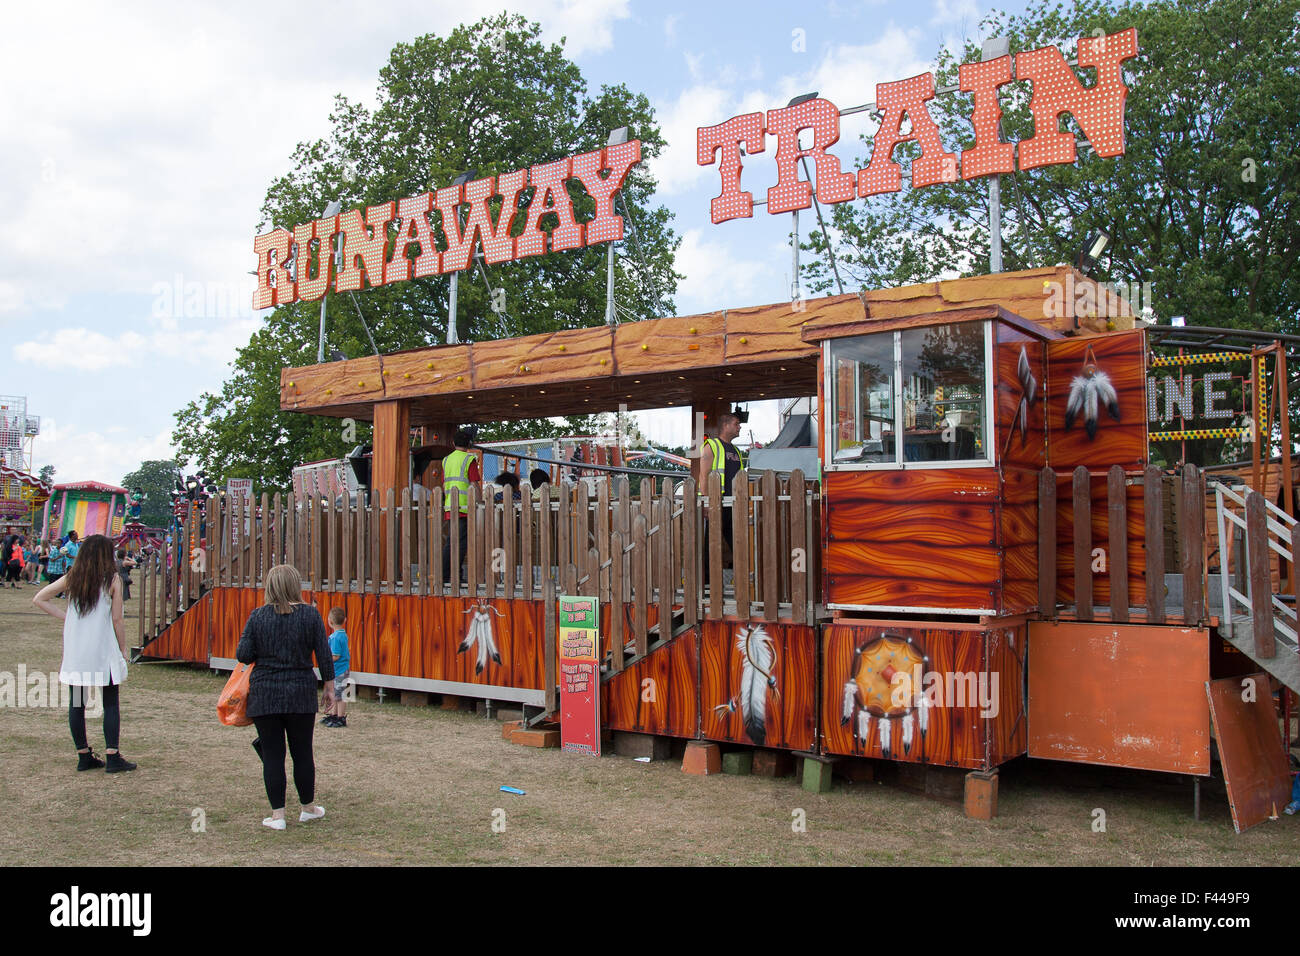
[1220,614,1300,695]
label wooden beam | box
[1144,465,1166,625]
[1107,466,1129,623]
[1073,467,1092,621]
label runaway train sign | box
[697,29,1137,223]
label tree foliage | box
[174,13,680,490]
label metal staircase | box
[1212,481,1300,694]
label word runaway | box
[698,29,1137,223]
[49,886,151,937]
[0,667,104,716]
[253,140,642,310]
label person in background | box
[322,606,351,728]
[7,538,25,588]
[441,428,480,586]
[32,534,135,772]
[45,538,69,585]
[493,471,521,503]
[528,468,550,499]
[61,530,81,568]
[115,548,136,601]
[701,412,746,584]
[34,542,50,583]
[235,564,334,829]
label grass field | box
[2,584,1297,866]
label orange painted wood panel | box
[1046,330,1148,471]
[1027,621,1211,774]
[614,313,724,375]
[724,302,819,364]
[985,625,1029,766]
[699,619,816,751]
[603,629,699,738]
[1206,673,1294,832]
[821,623,1006,770]
[469,326,613,391]
[996,326,1047,471]
[824,469,998,610]
[377,346,474,398]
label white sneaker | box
[299,805,325,822]
[262,816,286,830]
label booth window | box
[828,321,992,468]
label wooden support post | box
[503,494,516,599]
[400,488,412,594]
[255,494,267,588]
[354,496,366,593]
[733,472,751,620]
[467,485,481,598]
[682,477,698,628]
[520,487,534,602]
[1107,465,1129,622]
[1181,463,1205,625]
[539,485,553,602]
[417,490,428,597]
[371,399,410,524]
[633,513,649,657]
[1245,491,1276,658]
[1038,467,1056,616]
[341,496,353,592]
[761,470,778,622]
[658,480,673,636]
[707,473,723,619]
[384,489,396,595]
[430,488,444,598]
[610,530,625,673]
[285,494,297,576]
[368,491,380,594]
[1144,465,1166,624]
[1073,466,1092,620]
[790,470,808,624]
[544,577,558,714]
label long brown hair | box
[64,534,117,616]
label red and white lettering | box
[859,73,957,195]
[386,192,438,284]
[697,113,766,223]
[438,174,525,271]
[252,228,294,309]
[958,55,1016,179]
[571,140,641,244]
[294,215,337,301]
[1017,28,1138,169]
[335,203,393,293]
[765,98,855,213]
[516,159,582,257]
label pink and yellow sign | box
[558,595,601,757]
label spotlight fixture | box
[1075,229,1111,275]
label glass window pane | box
[829,334,896,464]
[899,322,987,463]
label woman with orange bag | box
[236,564,335,830]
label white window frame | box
[823,320,996,472]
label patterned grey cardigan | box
[236,603,335,718]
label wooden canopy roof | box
[279,265,1128,425]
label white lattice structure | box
[0,395,41,523]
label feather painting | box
[712,625,778,745]
[458,607,503,675]
[1064,345,1121,439]
[902,712,914,755]
[841,680,858,725]
[879,715,892,758]
[856,710,872,748]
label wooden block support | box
[836,759,875,783]
[400,690,428,707]
[510,727,561,748]
[439,694,464,711]
[681,741,721,775]
[964,770,999,820]
[800,754,836,793]
[721,751,754,775]
[752,749,795,777]
[614,731,672,761]
[501,719,524,740]
[355,685,379,701]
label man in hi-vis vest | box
[441,428,481,586]
[700,412,744,583]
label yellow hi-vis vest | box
[442,449,473,514]
[700,438,744,494]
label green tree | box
[801,0,1299,465]
[175,13,679,489]
[121,460,183,528]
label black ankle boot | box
[105,752,137,773]
[76,749,105,771]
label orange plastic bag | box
[217,662,254,726]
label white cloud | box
[33,420,179,487]
[15,317,260,371]
[674,228,776,314]
[664,13,680,45]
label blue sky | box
[4,0,1034,485]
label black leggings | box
[4,560,19,582]
[251,713,316,810]
[69,683,120,751]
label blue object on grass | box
[500,786,526,795]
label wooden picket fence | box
[137,471,820,658]
[1038,463,1207,625]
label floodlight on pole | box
[1075,229,1111,274]
[446,170,478,344]
[317,198,343,364]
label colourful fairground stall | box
[43,481,129,542]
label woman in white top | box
[33,534,136,772]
